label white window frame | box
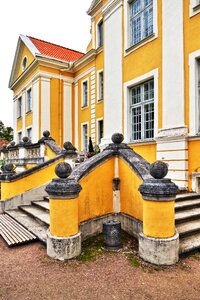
[97,69,104,101]
[81,78,89,108]
[26,126,32,142]
[190,0,200,17]
[17,131,22,143]
[124,0,158,56]
[17,96,22,118]
[189,50,200,135]
[124,68,158,143]
[26,88,32,113]
[96,18,103,49]
[96,118,104,145]
[81,122,89,151]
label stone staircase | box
[5,192,200,253]
[175,193,200,254]
[6,197,50,244]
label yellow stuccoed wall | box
[1,158,63,200]
[130,143,156,164]
[188,139,200,190]
[78,158,114,223]
[50,198,78,237]
[16,45,35,80]
[143,200,175,238]
[45,145,57,160]
[25,112,33,127]
[119,158,143,221]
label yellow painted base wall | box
[1,158,63,200]
[119,158,143,221]
[78,158,114,223]
[50,198,78,237]
[188,140,200,191]
[130,143,156,164]
[143,200,175,238]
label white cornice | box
[102,0,123,20]
[87,0,102,15]
[73,49,96,72]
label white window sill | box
[125,33,157,57]
[81,105,89,110]
[190,4,200,17]
[128,139,156,146]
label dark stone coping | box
[0,154,64,182]
[118,148,151,181]
[70,150,113,182]
[44,140,63,155]
[70,146,151,182]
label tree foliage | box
[0,121,13,142]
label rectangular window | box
[97,119,104,144]
[26,88,32,112]
[130,0,153,46]
[198,59,200,131]
[82,124,88,151]
[82,81,88,107]
[27,128,32,142]
[18,97,22,118]
[130,79,154,141]
[97,20,103,48]
[18,132,22,143]
[98,71,104,101]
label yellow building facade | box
[9,0,200,192]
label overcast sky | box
[0,0,92,127]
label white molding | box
[189,49,200,135]
[81,121,89,151]
[40,77,50,135]
[81,77,89,108]
[96,117,103,145]
[74,66,95,83]
[124,68,159,143]
[124,0,158,56]
[103,0,123,143]
[74,83,79,149]
[14,70,74,98]
[190,0,200,17]
[162,0,185,129]
[102,0,123,21]
[63,82,72,143]
[20,35,40,56]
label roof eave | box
[87,0,102,15]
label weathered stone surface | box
[103,220,121,250]
[45,178,82,199]
[47,231,81,260]
[111,133,124,144]
[149,161,168,179]
[139,232,179,265]
[55,162,72,179]
[139,178,179,201]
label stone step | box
[175,207,200,223]
[5,209,48,244]
[179,232,200,254]
[32,200,50,211]
[19,205,50,226]
[176,193,200,202]
[176,219,200,237]
[175,199,200,211]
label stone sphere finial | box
[63,141,74,151]
[55,162,72,179]
[111,133,124,144]
[5,163,15,173]
[149,161,168,179]
[43,130,50,138]
[23,136,29,143]
[10,141,15,146]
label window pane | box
[144,102,154,139]
[131,106,142,141]
[82,82,88,107]
[99,72,103,100]
[131,86,141,104]
[98,21,103,47]
[83,125,88,151]
[144,80,154,101]
[144,0,153,7]
[133,16,141,44]
[143,7,153,38]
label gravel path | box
[0,235,200,300]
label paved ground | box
[1,234,200,300]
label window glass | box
[82,124,88,151]
[18,97,22,118]
[98,20,103,48]
[27,88,32,112]
[130,79,154,141]
[82,81,88,107]
[98,72,104,100]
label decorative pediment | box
[87,0,102,15]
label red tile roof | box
[28,36,85,62]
